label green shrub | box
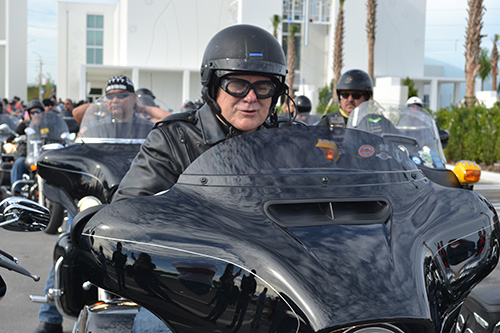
[442,105,500,165]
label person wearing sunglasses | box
[318,69,373,127]
[72,75,171,125]
[113,24,287,203]
[109,25,287,331]
[8,99,45,194]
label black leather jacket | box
[317,109,348,127]
[112,104,230,202]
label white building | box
[57,0,465,112]
[0,0,27,102]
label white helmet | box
[406,96,423,107]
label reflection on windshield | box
[182,126,418,177]
[76,99,153,142]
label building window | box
[87,15,103,65]
[282,0,331,24]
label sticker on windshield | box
[379,144,389,152]
[358,145,374,157]
[412,156,422,165]
[419,150,433,167]
[430,150,444,168]
[41,127,50,135]
[315,139,340,161]
[393,148,403,163]
[376,152,392,160]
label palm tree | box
[286,24,299,98]
[478,47,491,90]
[366,0,377,81]
[491,34,499,91]
[332,0,345,106]
[271,14,281,39]
[464,0,485,107]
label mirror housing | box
[0,197,50,231]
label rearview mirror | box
[0,197,50,232]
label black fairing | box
[71,127,499,332]
[37,143,141,204]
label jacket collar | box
[197,104,229,145]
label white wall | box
[57,2,116,101]
[0,0,27,101]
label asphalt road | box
[0,181,499,332]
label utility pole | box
[33,52,43,100]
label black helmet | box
[336,69,373,99]
[295,95,312,113]
[136,88,156,99]
[200,24,288,128]
[26,99,44,112]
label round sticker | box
[358,145,374,157]
[412,156,422,165]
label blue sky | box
[425,0,500,80]
[27,0,500,88]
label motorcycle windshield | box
[0,114,20,141]
[347,101,447,168]
[76,98,153,143]
[27,112,70,145]
[181,125,418,179]
[26,112,70,166]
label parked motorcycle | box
[0,196,51,299]
[39,119,499,332]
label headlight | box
[3,142,17,154]
[77,196,101,212]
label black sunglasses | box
[220,78,276,99]
[340,92,363,100]
[30,109,43,115]
[106,92,133,100]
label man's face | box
[64,100,74,111]
[105,89,137,122]
[339,90,368,116]
[28,108,43,120]
[215,74,275,133]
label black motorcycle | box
[36,99,153,232]
[5,112,71,234]
[41,120,499,332]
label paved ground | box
[0,230,76,333]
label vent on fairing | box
[264,198,391,228]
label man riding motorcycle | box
[33,24,289,333]
[113,23,288,202]
[111,24,288,330]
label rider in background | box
[8,100,44,194]
[405,96,449,148]
[317,69,373,127]
[294,95,319,125]
[72,76,171,125]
